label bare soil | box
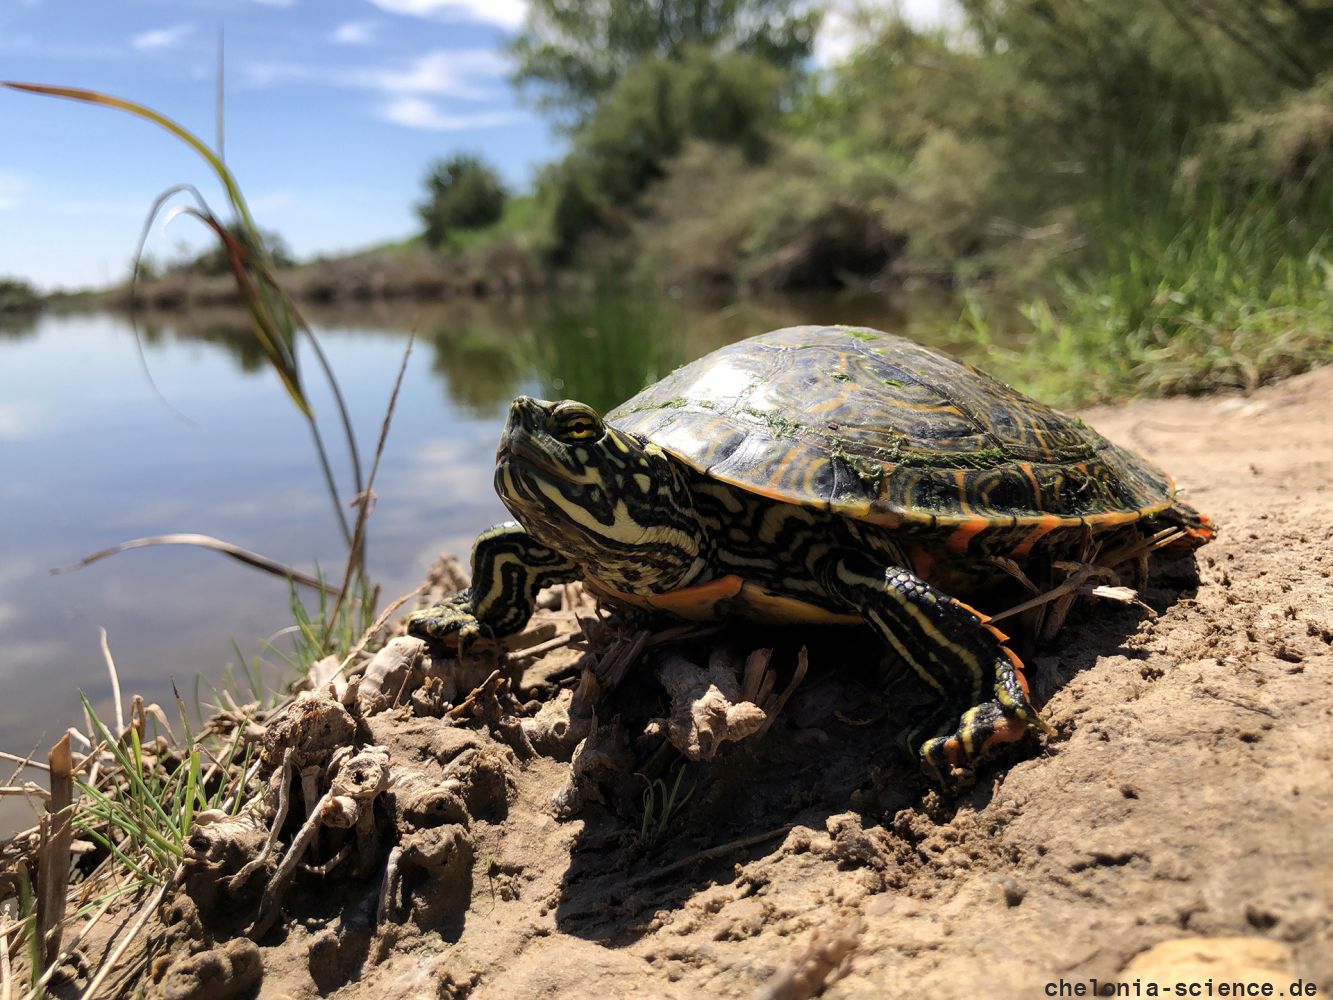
[157,369,1333,998]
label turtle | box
[408,325,1214,779]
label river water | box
[0,289,970,831]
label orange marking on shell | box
[947,518,989,553]
[952,470,974,516]
[1008,514,1064,559]
[1017,462,1042,502]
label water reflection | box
[0,287,964,835]
[426,326,525,417]
[0,310,40,340]
[526,286,685,411]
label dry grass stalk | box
[335,584,427,677]
[0,788,49,804]
[53,534,336,595]
[323,333,416,634]
[98,630,125,739]
[756,647,810,738]
[0,753,49,774]
[1,913,13,1000]
[35,736,74,967]
[625,825,793,889]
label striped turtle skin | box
[409,326,1214,783]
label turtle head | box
[494,396,705,593]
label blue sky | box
[0,0,951,290]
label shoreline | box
[4,366,1331,996]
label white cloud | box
[366,0,526,30]
[355,48,507,99]
[132,23,196,51]
[245,48,508,101]
[378,96,520,131]
[0,172,25,211]
[332,19,379,44]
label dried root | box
[645,646,811,762]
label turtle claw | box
[405,596,494,656]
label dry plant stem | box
[0,787,50,802]
[503,622,559,653]
[448,670,505,720]
[1,916,12,1000]
[249,788,334,941]
[35,736,73,966]
[334,584,427,679]
[301,842,352,877]
[594,630,651,689]
[376,846,402,925]
[324,333,416,635]
[757,647,809,737]
[229,748,294,892]
[0,752,49,773]
[511,632,584,664]
[450,674,506,720]
[72,883,167,1000]
[299,768,323,862]
[251,747,389,939]
[98,630,125,737]
[989,555,1042,594]
[625,826,793,889]
[53,534,337,595]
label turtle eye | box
[551,403,602,443]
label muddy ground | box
[154,368,1332,999]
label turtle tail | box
[1159,499,1216,550]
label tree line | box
[423,0,1332,296]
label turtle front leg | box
[407,522,578,650]
[819,551,1052,782]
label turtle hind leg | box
[913,642,1054,783]
[819,551,1051,783]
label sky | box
[0,0,953,290]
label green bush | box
[537,46,786,262]
[0,276,41,313]
[509,0,817,121]
[418,154,508,250]
[180,225,294,277]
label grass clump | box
[962,178,1333,405]
[0,79,414,994]
[637,767,695,852]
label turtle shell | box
[606,325,1176,533]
